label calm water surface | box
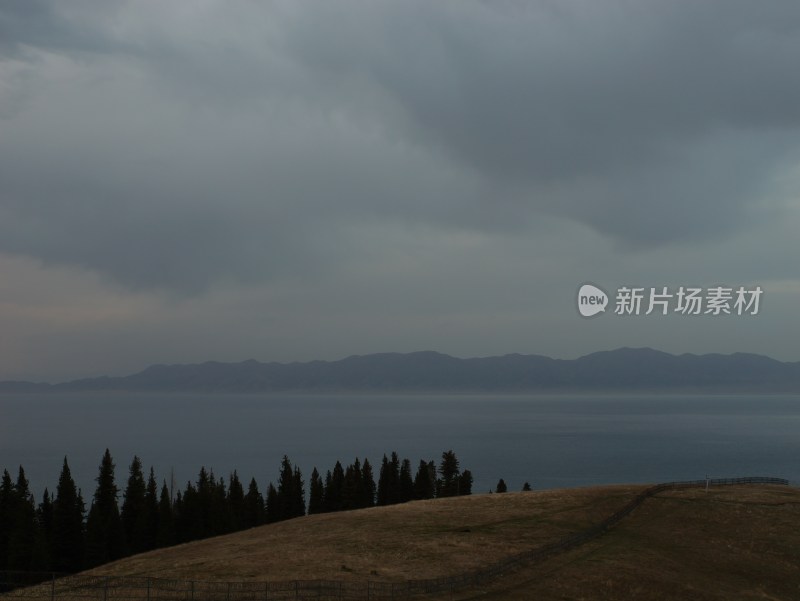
[1,393,798,499]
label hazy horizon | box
[4,345,800,386]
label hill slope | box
[462,485,800,600]
[69,484,800,601]
[84,486,641,582]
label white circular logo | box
[577,283,608,317]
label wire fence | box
[1,476,789,601]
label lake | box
[1,393,798,501]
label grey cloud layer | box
[1,0,800,292]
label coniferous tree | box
[341,459,362,510]
[143,468,159,551]
[398,459,414,503]
[176,482,198,542]
[360,458,376,508]
[265,483,279,523]
[173,489,187,542]
[388,452,401,503]
[155,482,175,548]
[438,450,460,498]
[308,468,324,515]
[8,466,38,570]
[243,478,265,527]
[194,467,213,539]
[377,454,401,505]
[522,482,532,492]
[196,470,225,536]
[458,470,473,496]
[36,489,55,570]
[0,469,13,570]
[347,458,376,510]
[376,455,389,505]
[292,467,305,518]
[427,460,437,494]
[413,460,436,500]
[321,470,332,513]
[52,457,84,572]
[276,456,295,521]
[121,456,146,554]
[0,451,491,565]
[324,462,344,513]
[85,449,126,567]
[495,479,507,493]
[332,461,345,510]
[227,471,245,532]
[210,474,227,534]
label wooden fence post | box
[50,573,56,601]
[103,577,109,601]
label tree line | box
[0,449,474,574]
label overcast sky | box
[1,0,799,382]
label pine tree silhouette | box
[156,482,175,548]
[7,466,38,570]
[265,483,279,523]
[438,451,461,497]
[36,489,55,570]
[85,449,126,567]
[360,459,376,508]
[291,466,305,518]
[121,455,146,554]
[458,470,473,496]
[243,478,265,527]
[325,462,345,512]
[143,468,159,551]
[413,460,436,500]
[52,457,84,572]
[308,468,324,515]
[227,471,245,532]
[0,469,14,570]
[398,459,414,503]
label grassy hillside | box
[36,484,800,600]
[458,485,800,600]
[84,485,642,581]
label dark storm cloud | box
[0,0,64,55]
[1,0,800,292]
[279,0,800,242]
[0,0,130,57]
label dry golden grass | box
[85,485,642,582]
[12,484,797,601]
[455,485,800,601]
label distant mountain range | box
[2,348,800,393]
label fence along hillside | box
[0,476,789,601]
